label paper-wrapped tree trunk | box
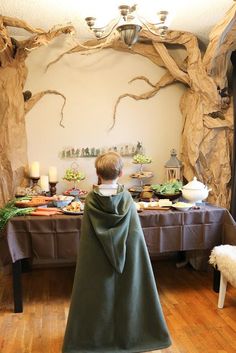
[0,16,73,206]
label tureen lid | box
[183,177,206,190]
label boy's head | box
[95,152,123,181]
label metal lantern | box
[165,149,182,181]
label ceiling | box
[0,0,235,44]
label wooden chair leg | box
[218,273,227,309]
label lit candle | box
[49,166,58,182]
[30,161,40,178]
[40,175,49,192]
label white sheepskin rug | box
[209,245,236,287]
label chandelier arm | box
[137,15,166,36]
[137,15,164,27]
[137,23,165,38]
[90,17,121,40]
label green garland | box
[0,199,35,232]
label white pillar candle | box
[40,175,49,192]
[48,166,58,182]
[30,161,40,178]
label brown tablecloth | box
[0,204,236,267]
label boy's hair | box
[95,152,123,181]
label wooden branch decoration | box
[2,16,45,34]
[110,72,175,130]
[17,25,74,58]
[152,42,190,85]
[24,90,67,127]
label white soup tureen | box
[182,177,211,204]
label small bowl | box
[172,205,192,211]
[172,202,193,211]
[53,196,74,208]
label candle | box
[49,166,58,182]
[40,175,49,192]
[30,161,40,178]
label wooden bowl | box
[155,191,182,201]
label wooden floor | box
[0,259,236,353]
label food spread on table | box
[14,196,53,208]
[135,200,172,211]
[62,201,84,214]
[30,207,62,216]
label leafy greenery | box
[0,199,35,232]
[151,180,183,195]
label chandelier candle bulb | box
[49,166,58,182]
[40,175,49,192]
[30,161,40,178]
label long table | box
[0,204,236,312]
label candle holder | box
[30,177,40,188]
[49,181,58,196]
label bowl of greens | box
[151,180,182,200]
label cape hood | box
[85,185,134,273]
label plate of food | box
[62,201,84,215]
[172,202,193,211]
[15,196,53,208]
[63,189,88,199]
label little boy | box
[62,152,171,353]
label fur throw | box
[209,245,236,287]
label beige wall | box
[25,37,185,194]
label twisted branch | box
[110,72,175,130]
[24,90,67,127]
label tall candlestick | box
[30,161,40,178]
[40,175,49,192]
[49,166,58,182]
[49,181,58,196]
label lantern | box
[165,149,182,181]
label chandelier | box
[85,4,170,48]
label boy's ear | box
[119,171,123,177]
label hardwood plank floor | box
[0,259,236,353]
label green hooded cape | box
[62,186,171,353]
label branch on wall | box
[24,90,67,127]
[110,72,175,130]
[152,42,190,85]
[2,15,45,34]
[129,76,157,88]
[46,35,121,71]
[141,30,220,109]
[46,35,166,72]
[18,25,74,56]
[0,15,75,64]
